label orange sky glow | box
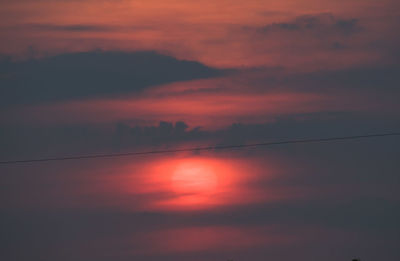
[1,0,398,68]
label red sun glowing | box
[129,156,254,210]
[171,161,218,194]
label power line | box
[0,132,399,165]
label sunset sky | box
[1,1,400,261]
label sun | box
[137,156,245,209]
[171,161,218,195]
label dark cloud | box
[238,62,400,96]
[113,112,400,151]
[331,41,347,50]
[282,64,400,92]
[334,18,360,35]
[257,13,362,36]
[2,110,399,162]
[114,121,206,148]
[0,51,223,107]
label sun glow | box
[171,161,218,194]
[120,156,276,210]
[142,156,239,209]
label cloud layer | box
[0,51,223,107]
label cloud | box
[257,13,362,36]
[114,121,205,147]
[331,42,347,50]
[2,109,399,161]
[0,51,223,107]
[113,112,400,150]
[230,13,373,68]
[282,63,400,92]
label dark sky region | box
[1,1,400,261]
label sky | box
[0,0,400,260]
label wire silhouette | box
[0,132,399,165]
